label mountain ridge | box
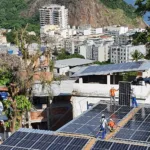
[25,0,146,28]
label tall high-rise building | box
[39,4,68,29]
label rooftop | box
[55,58,94,68]
[72,61,150,77]
[40,4,64,9]
[2,102,150,149]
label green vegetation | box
[0,69,12,86]
[3,95,31,131]
[122,71,137,81]
[93,60,112,65]
[99,0,139,19]
[57,50,85,60]
[131,50,144,61]
[132,31,149,45]
[0,0,40,34]
[135,0,150,16]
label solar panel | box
[78,61,144,76]
[114,107,150,143]
[119,82,131,106]
[59,103,133,137]
[12,148,29,150]
[91,140,149,150]
[91,140,113,150]
[0,145,13,150]
[110,143,129,150]
[129,145,147,150]
[1,130,89,150]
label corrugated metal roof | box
[72,61,150,77]
[69,66,82,73]
[55,58,94,68]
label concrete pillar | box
[113,74,115,84]
[79,78,83,84]
[107,74,110,85]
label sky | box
[124,0,150,25]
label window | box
[57,68,59,73]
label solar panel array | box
[91,140,148,150]
[73,61,144,76]
[114,107,150,143]
[1,131,89,150]
[59,104,133,137]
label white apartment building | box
[104,26,128,36]
[77,25,103,36]
[110,45,146,64]
[39,4,68,29]
[79,39,113,62]
[114,34,133,45]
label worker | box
[108,119,116,132]
[98,114,107,139]
[131,88,138,107]
[110,87,118,104]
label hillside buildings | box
[104,25,129,36]
[110,45,146,64]
[78,36,114,62]
[39,4,68,29]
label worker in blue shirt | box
[96,114,107,139]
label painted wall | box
[54,66,70,75]
[73,83,150,99]
[72,96,102,118]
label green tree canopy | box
[0,0,40,34]
[57,50,85,60]
[3,95,31,131]
[131,50,144,61]
[135,0,150,15]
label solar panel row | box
[1,140,149,150]
[114,107,150,143]
[80,61,143,76]
[91,140,148,150]
[2,132,89,150]
[59,104,133,137]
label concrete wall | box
[54,66,70,75]
[73,83,150,99]
[59,66,70,75]
[79,45,87,58]
[71,96,101,118]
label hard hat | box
[102,114,105,117]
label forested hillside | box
[0,0,146,32]
[0,0,39,33]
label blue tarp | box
[0,92,8,100]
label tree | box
[3,95,31,132]
[57,51,85,60]
[131,50,144,61]
[135,0,150,16]
[0,24,54,132]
